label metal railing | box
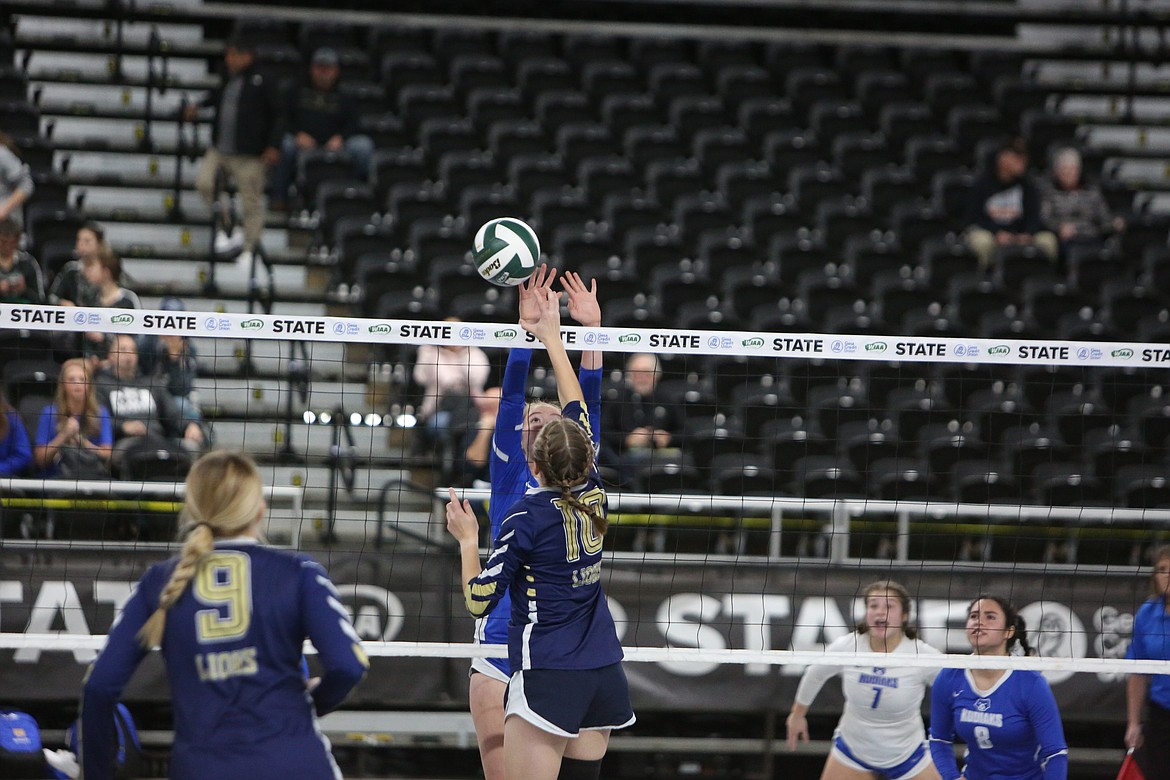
[433,488,1170,563]
[0,478,306,545]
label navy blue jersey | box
[929,668,1067,780]
[478,349,602,674]
[82,540,368,780]
[468,400,622,672]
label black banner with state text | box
[0,549,1146,723]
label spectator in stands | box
[95,333,206,471]
[48,221,106,307]
[0,217,44,304]
[601,352,682,473]
[80,248,140,365]
[0,132,33,226]
[412,318,491,438]
[0,389,32,477]
[186,36,283,270]
[270,47,374,210]
[33,358,114,479]
[138,296,204,429]
[963,137,1058,269]
[1040,146,1125,257]
[461,386,501,487]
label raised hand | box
[518,264,557,325]
[445,488,481,546]
[561,271,601,328]
[519,284,562,346]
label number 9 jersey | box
[81,541,369,780]
[465,400,623,673]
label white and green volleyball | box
[473,217,541,287]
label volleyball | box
[473,217,541,287]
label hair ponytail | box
[136,450,264,649]
[137,523,214,648]
[533,419,607,536]
[1010,613,1035,657]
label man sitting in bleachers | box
[963,137,1057,269]
[94,333,206,473]
[270,47,374,210]
[0,217,44,304]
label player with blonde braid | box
[447,273,633,780]
[81,450,368,780]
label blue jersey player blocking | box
[470,265,605,780]
[929,595,1068,780]
[80,450,368,780]
[448,275,633,780]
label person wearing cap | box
[271,47,374,210]
[184,36,285,269]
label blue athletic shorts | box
[833,736,932,780]
[505,663,636,737]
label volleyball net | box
[0,303,1167,717]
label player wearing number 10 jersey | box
[80,451,368,780]
[447,277,632,780]
[787,581,942,780]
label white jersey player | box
[787,581,942,780]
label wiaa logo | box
[1112,348,1134,359]
[240,319,264,330]
[988,345,1010,356]
[618,334,641,344]
[741,337,764,348]
[367,324,391,334]
[110,313,134,325]
[494,328,518,339]
[864,342,886,353]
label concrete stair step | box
[14,15,206,46]
[22,49,211,81]
[34,82,192,115]
[1057,94,1170,124]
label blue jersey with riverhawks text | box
[81,540,368,780]
[477,348,602,675]
[467,400,622,672]
[929,668,1067,780]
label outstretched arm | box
[562,271,601,371]
[520,269,583,409]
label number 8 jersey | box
[465,401,623,673]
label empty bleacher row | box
[4,4,1170,547]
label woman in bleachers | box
[0,389,33,477]
[48,221,107,307]
[33,358,113,479]
[79,247,141,365]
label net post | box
[896,510,910,562]
[768,504,782,559]
[829,501,850,562]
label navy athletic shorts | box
[505,663,636,737]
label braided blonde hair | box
[137,450,265,648]
[531,418,607,536]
